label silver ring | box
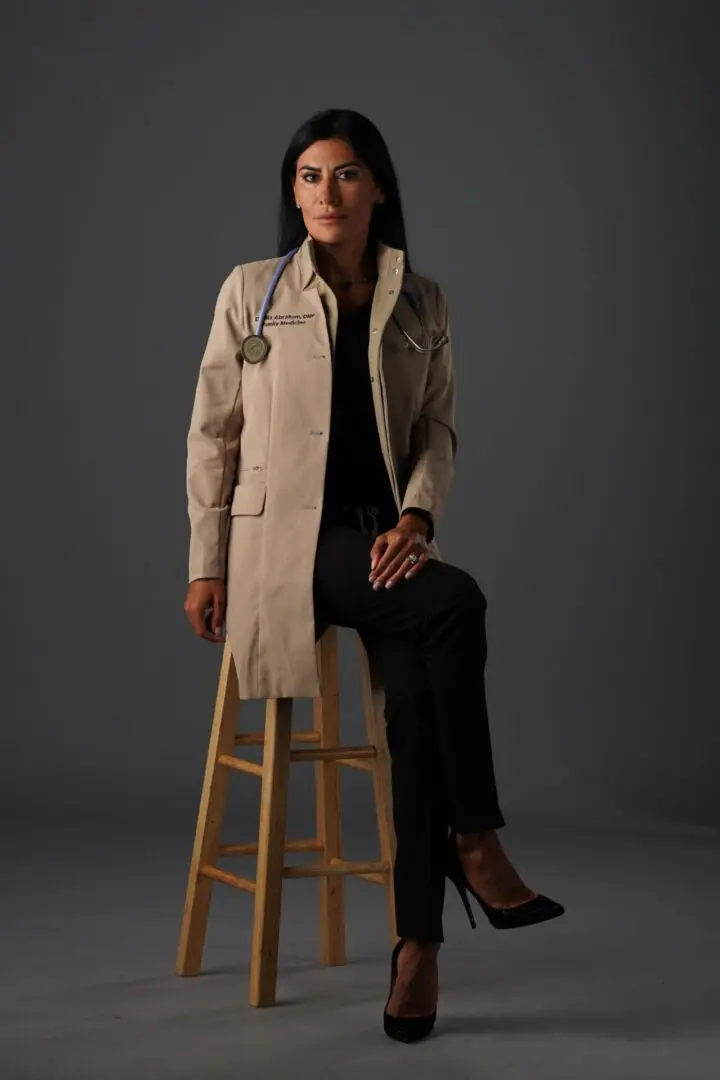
[406,552,420,566]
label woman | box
[184,108,564,1042]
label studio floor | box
[2,817,719,1080]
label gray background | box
[3,3,720,1078]
[3,0,718,830]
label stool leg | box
[357,637,398,943]
[249,696,293,1007]
[313,627,346,966]
[176,642,239,976]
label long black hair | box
[277,108,413,272]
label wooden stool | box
[175,625,397,1006]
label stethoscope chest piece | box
[239,334,269,364]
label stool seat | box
[175,625,397,1006]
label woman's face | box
[292,138,384,246]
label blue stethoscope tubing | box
[238,245,448,364]
[238,246,300,364]
[256,246,300,337]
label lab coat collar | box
[296,232,405,291]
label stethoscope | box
[238,245,449,364]
[392,290,449,353]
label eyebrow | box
[299,160,361,172]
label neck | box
[313,234,376,284]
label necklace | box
[326,269,378,288]
[329,277,377,288]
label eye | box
[337,168,360,181]
[300,173,318,183]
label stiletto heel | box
[447,871,477,929]
[445,830,565,931]
[383,939,437,1043]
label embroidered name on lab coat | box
[262,312,317,327]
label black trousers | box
[313,508,506,943]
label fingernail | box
[373,582,382,590]
[385,581,394,589]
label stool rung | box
[283,859,388,879]
[200,860,388,892]
[200,864,256,892]
[235,730,321,745]
[219,839,324,856]
[327,856,389,885]
[289,745,376,763]
[338,757,374,772]
[218,753,263,777]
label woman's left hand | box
[368,514,430,590]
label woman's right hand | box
[184,578,226,643]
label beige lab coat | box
[186,234,456,698]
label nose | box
[318,174,341,207]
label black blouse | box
[321,299,434,541]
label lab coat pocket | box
[230,483,267,516]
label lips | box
[317,215,345,222]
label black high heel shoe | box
[445,830,565,931]
[383,938,437,1043]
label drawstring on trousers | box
[352,504,380,539]
[321,502,385,540]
